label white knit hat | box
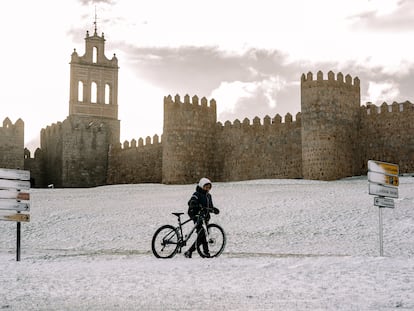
[198,177,212,188]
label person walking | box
[185,177,219,258]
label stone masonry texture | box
[2,29,413,187]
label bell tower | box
[69,27,119,122]
[55,22,120,187]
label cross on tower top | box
[93,6,98,35]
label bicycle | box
[151,207,226,259]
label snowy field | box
[1,176,414,310]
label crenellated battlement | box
[301,70,360,89]
[164,94,217,111]
[41,121,63,137]
[219,112,302,129]
[1,117,24,131]
[361,101,414,115]
[120,134,162,150]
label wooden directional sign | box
[0,212,30,222]
[0,168,30,181]
[0,179,30,190]
[368,160,399,176]
[369,183,398,198]
[368,171,399,187]
[0,168,31,223]
[0,201,30,212]
[0,190,30,200]
[374,196,395,208]
[17,192,30,201]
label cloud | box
[115,45,304,123]
[117,44,299,92]
[115,42,414,127]
[211,76,290,122]
[366,81,400,103]
[349,0,414,31]
[342,62,414,105]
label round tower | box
[301,71,361,180]
[162,94,217,184]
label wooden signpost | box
[0,168,31,261]
[367,160,399,256]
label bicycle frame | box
[172,215,210,249]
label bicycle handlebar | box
[193,207,217,220]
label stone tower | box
[65,28,120,187]
[301,71,361,180]
[162,94,217,184]
[40,27,120,187]
[0,118,24,169]
[69,29,119,121]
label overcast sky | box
[1,0,414,152]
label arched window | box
[78,81,84,102]
[93,47,98,63]
[105,84,111,104]
[91,82,97,103]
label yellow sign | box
[368,160,399,176]
[368,171,399,187]
[0,213,30,222]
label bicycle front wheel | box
[151,225,180,258]
[197,223,226,258]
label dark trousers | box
[188,221,209,254]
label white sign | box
[0,168,30,181]
[374,196,395,208]
[369,183,398,198]
[368,171,399,187]
[0,179,30,190]
[0,201,30,212]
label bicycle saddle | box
[172,212,184,217]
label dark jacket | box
[188,186,214,219]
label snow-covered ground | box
[1,176,414,310]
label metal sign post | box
[17,219,21,261]
[378,207,384,256]
[368,160,399,257]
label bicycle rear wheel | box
[151,225,180,258]
[197,223,226,258]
